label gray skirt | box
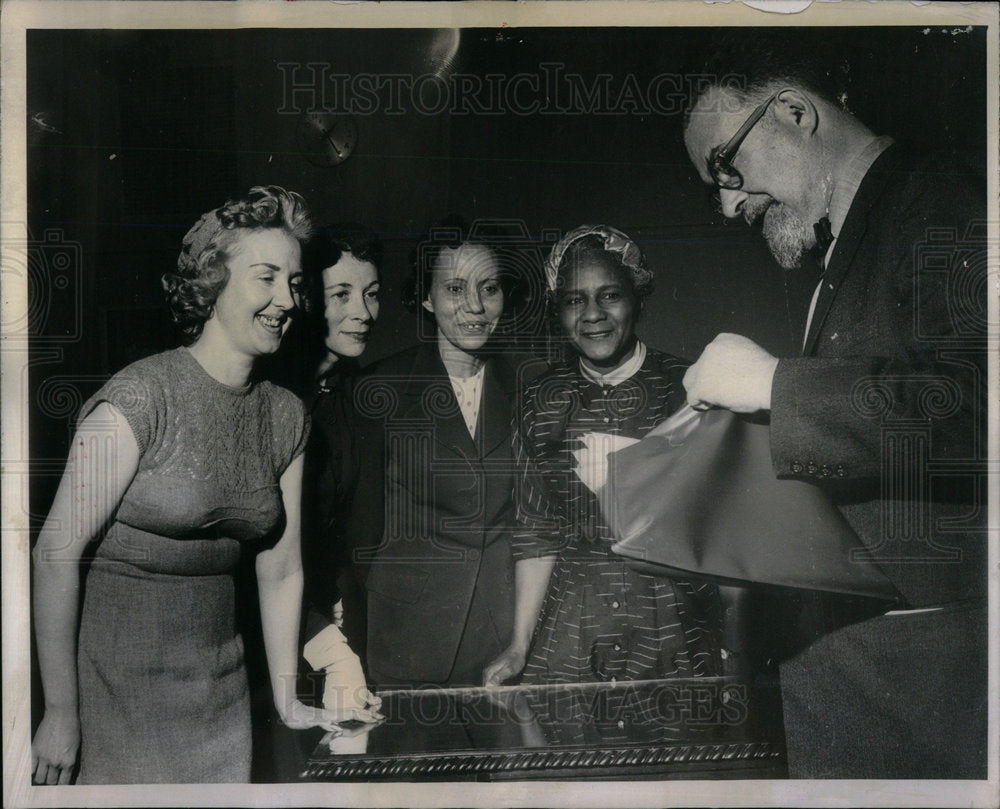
[76,559,250,784]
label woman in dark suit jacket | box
[350,218,540,688]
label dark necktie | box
[811,217,835,268]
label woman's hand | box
[484,556,556,686]
[277,696,383,731]
[483,645,527,686]
[31,707,80,785]
[321,688,383,725]
[301,622,380,721]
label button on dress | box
[512,349,723,744]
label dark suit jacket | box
[350,343,544,685]
[297,362,377,687]
[768,145,988,778]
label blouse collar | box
[578,340,646,388]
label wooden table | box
[300,675,786,781]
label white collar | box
[448,365,485,384]
[579,340,646,387]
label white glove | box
[303,623,370,713]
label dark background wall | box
[26,25,987,521]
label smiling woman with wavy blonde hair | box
[29,186,378,785]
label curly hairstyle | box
[162,185,314,344]
[299,222,383,316]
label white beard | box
[762,203,815,270]
[743,196,817,271]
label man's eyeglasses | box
[707,89,785,190]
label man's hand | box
[683,333,779,413]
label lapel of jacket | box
[400,342,478,460]
[802,145,904,356]
[476,355,516,458]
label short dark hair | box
[300,223,383,315]
[401,215,517,313]
[306,222,383,273]
[684,33,848,127]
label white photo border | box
[2,1,997,807]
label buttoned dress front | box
[512,348,723,743]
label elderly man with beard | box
[681,43,987,779]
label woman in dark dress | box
[295,224,384,696]
[484,226,724,738]
[30,187,360,785]
[249,224,385,782]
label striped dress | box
[512,348,723,742]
